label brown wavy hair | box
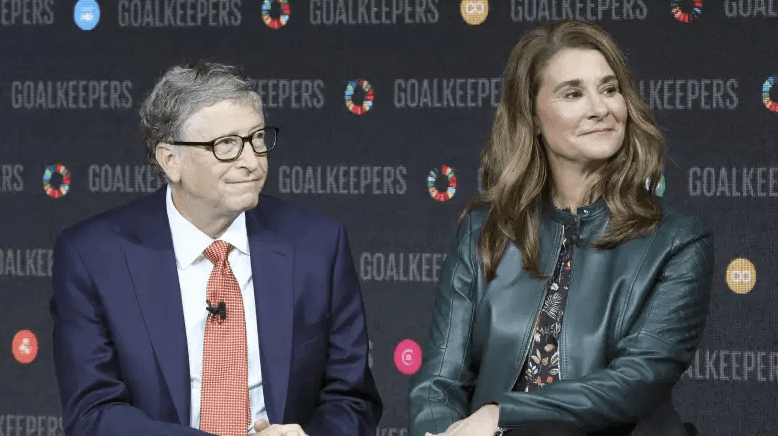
[464,20,665,282]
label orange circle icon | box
[461,0,488,25]
[725,258,756,294]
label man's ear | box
[155,143,182,183]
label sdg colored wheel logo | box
[428,165,457,202]
[43,163,70,199]
[74,0,100,30]
[344,79,374,115]
[262,0,290,29]
[461,0,489,25]
[671,0,702,22]
[762,75,778,113]
[12,330,38,364]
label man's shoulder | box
[58,190,163,244]
[252,194,342,235]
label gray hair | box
[139,61,263,181]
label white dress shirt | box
[165,186,268,433]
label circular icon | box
[43,163,71,199]
[394,339,422,375]
[671,0,702,23]
[12,330,39,364]
[428,165,458,202]
[461,0,489,25]
[762,75,778,113]
[725,258,756,294]
[344,79,374,115]
[262,0,290,29]
[74,0,100,30]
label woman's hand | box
[424,404,500,436]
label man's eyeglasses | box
[168,126,279,162]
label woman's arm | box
[407,212,483,436]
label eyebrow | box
[219,124,266,137]
[551,75,618,94]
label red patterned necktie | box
[200,240,250,436]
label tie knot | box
[204,240,232,265]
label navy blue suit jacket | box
[51,189,382,436]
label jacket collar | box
[124,188,191,425]
[244,198,294,423]
[541,196,609,245]
[542,196,608,226]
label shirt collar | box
[165,185,249,269]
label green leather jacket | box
[408,199,715,436]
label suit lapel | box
[246,198,294,424]
[124,189,190,425]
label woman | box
[408,20,714,436]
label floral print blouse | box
[514,223,577,392]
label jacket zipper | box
[558,223,577,381]
[508,224,565,392]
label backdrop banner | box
[1,1,777,434]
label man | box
[51,62,382,436]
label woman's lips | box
[582,128,613,135]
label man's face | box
[170,99,268,220]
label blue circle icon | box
[74,0,100,30]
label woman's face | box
[534,48,628,170]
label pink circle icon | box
[394,339,422,375]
